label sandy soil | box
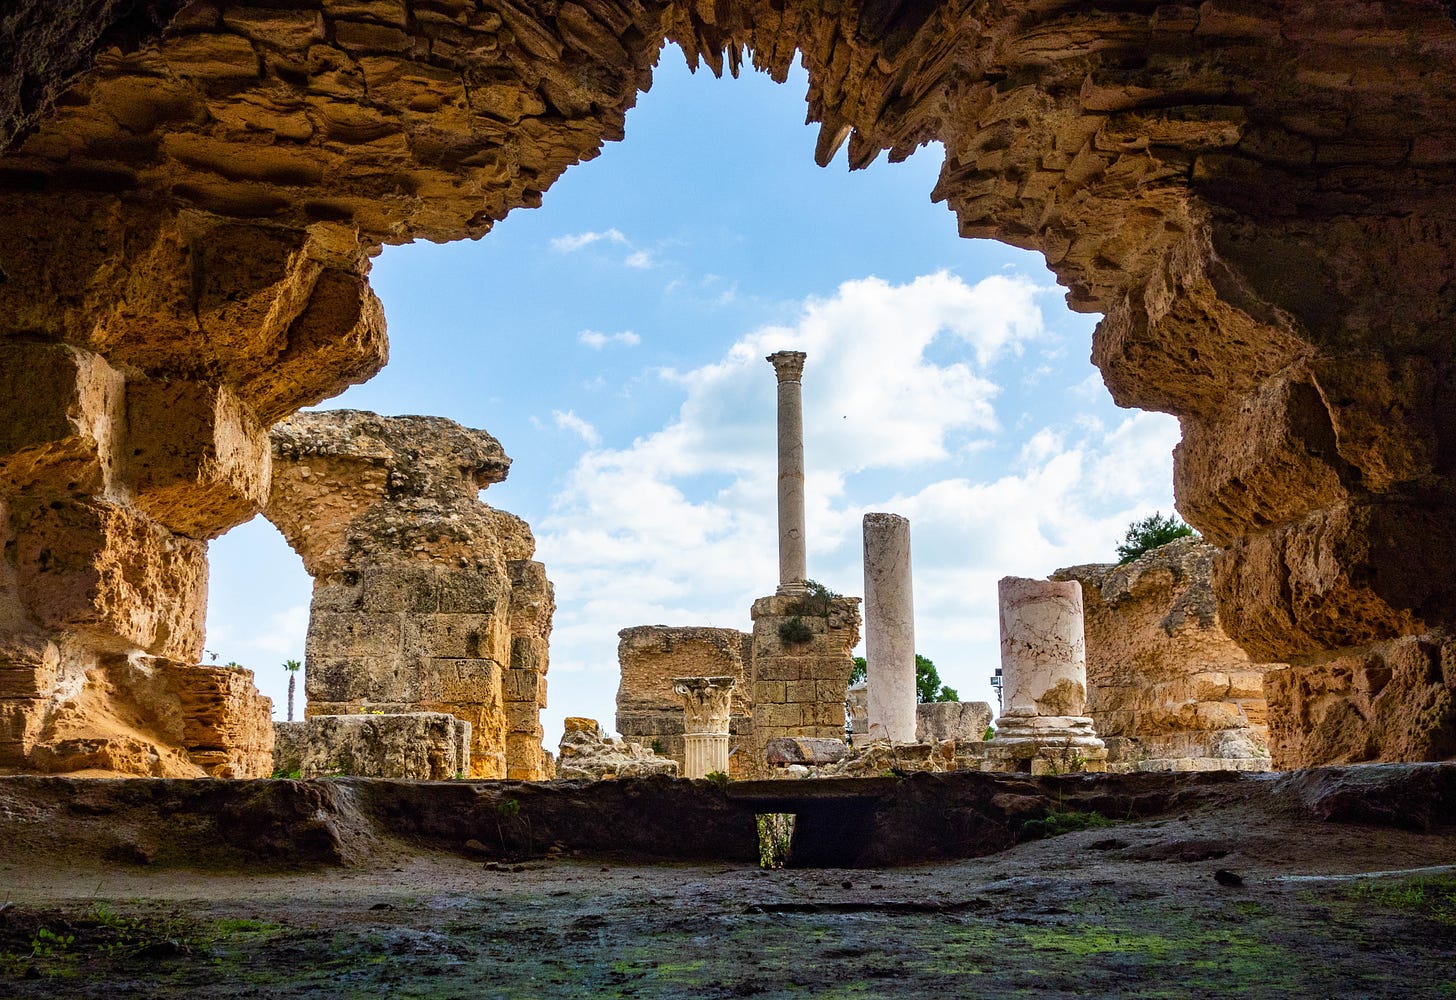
[1,796,1453,999]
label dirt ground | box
[1,794,1453,999]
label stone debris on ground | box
[555,717,679,780]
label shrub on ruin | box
[1115,512,1196,563]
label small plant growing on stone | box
[983,726,996,742]
[704,770,730,786]
[778,616,814,645]
[650,738,665,755]
[269,767,302,780]
[494,797,534,858]
[30,927,73,958]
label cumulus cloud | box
[550,228,629,252]
[578,329,642,349]
[553,409,601,445]
[532,269,1189,735]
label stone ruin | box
[265,410,554,780]
[273,710,471,780]
[3,1,1456,775]
[1055,537,1277,772]
[616,626,752,777]
[556,716,678,781]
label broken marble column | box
[863,512,917,742]
[672,675,737,778]
[985,576,1107,774]
[767,351,808,596]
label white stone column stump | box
[863,512,917,742]
[673,675,738,778]
[767,350,808,596]
[984,576,1107,774]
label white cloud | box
[534,270,1183,734]
[624,250,655,269]
[578,329,641,349]
[550,228,628,252]
[552,409,601,445]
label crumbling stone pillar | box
[749,592,861,777]
[672,676,737,778]
[986,577,1106,774]
[767,351,808,596]
[266,410,554,780]
[862,512,916,742]
[616,626,752,778]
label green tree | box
[283,658,302,722]
[1116,511,1195,564]
[849,654,958,702]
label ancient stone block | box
[306,612,402,660]
[765,737,848,765]
[126,379,271,539]
[0,343,123,498]
[272,712,468,780]
[916,702,995,744]
[12,499,206,661]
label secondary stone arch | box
[1,1,1455,770]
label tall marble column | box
[766,351,807,596]
[863,512,916,741]
[984,576,1107,773]
[673,675,738,778]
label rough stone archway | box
[2,0,1456,770]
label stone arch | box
[2,1,1456,769]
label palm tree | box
[283,659,302,722]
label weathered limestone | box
[5,2,1456,767]
[615,626,752,778]
[672,676,736,778]
[749,591,861,777]
[555,717,678,781]
[265,410,553,780]
[917,702,995,746]
[767,351,808,596]
[272,712,470,780]
[986,577,1107,774]
[2,651,272,778]
[1264,631,1456,769]
[1053,539,1276,773]
[862,512,916,742]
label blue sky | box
[206,49,1180,745]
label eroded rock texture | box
[2,0,1456,767]
[266,410,553,780]
[1054,538,1278,772]
[273,711,471,779]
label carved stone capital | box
[671,675,738,735]
[766,350,806,383]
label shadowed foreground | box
[0,766,1452,997]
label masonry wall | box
[1053,538,1276,773]
[615,626,752,778]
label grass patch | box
[1020,810,1113,839]
[1340,875,1456,926]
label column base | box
[983,712,1107,774]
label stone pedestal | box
[767,351,808,596]
[672,675,736,778]
[863,512,916,742]
[985,577,1106,774]
[748,592,861,777]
